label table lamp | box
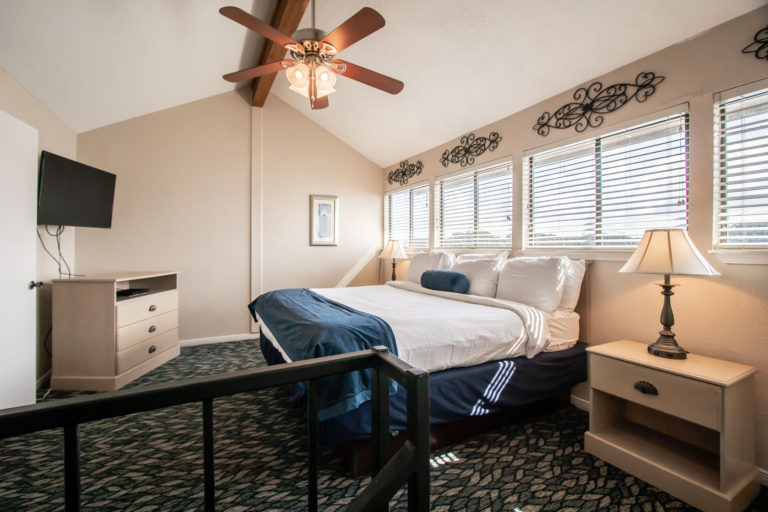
[619,229,720,359]
[379,240,407,281]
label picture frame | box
[309,194,339,246]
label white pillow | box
[496,257,566,312]
[558,257,586,312]
[455,250,509,263]
[404,250,456,283]
[452,258,503,297]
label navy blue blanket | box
[248,288,398,420]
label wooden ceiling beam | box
[251,0,310,107]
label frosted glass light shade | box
[619,229,720,276]
[315,65,337,91]
[380,240,407,260]
[286,63,309,88]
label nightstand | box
[584,340,759,512]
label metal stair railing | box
[0,346,429,512]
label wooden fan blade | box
[313,95,329,110]
[219,6,297,47]
[334,60,404,94]
[222,61,286,83]
[322,7,385,52]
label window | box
[524,110,689,248]
[437,162,513,248]
[714,83,768,249]
[385,184,430,248]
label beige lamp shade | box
[379,240,407,260]
[619,229,720,276]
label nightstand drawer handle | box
[634,381,658,395]
[148,345,157,354]
[149,305,157,312]
[148,325,157,334]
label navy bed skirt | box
[260,335,587,445]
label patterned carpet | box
[0,340,765,511]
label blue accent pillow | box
[420,270,469,294]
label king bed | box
[249,252,589,472]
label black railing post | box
[406,368,430,512]
[307,380,318,512]
[371,348,390,478]
[203,398,215,512]
[63,423,81,512]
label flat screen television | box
[37,151,116,228]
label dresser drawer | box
[590,354,722,431]
[116,329,178,374]
[117,310,178,351]
[117,290,178,328]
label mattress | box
[259,331,588,444]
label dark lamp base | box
[647,334,688,359]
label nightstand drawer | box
[117,290,178,328]
[116,329,178,374]
[117,310,178,351]
[590,354,722,430]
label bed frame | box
[335,262,593,476]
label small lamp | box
[379,240,407,281]
[619,229,720,359]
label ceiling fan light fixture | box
[286,62,310,88]
[288,82,334,98]
[315,65,337,91]
[288,83,310,97]
[220,5,403,110]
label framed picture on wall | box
[309,195,339,246]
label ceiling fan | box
[220,2,404,110]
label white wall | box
[253,95,382,297]
[76,90,383,342]
[76,91,254,340]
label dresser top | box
[587,340,756,386]
[53,271,178,283]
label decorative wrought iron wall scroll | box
[742,25,768,61]
[533,72,665,136]
[388,160,424,185]
[439,132,502,168]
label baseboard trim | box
[179,333,258,347]
[36,369,52,390]
[570,394,590,412]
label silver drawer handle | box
[149,305,157,312]
[148,325,157,334]
[634,381,658,395]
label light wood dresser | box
[585,340,759,512]
[51,271,180,391]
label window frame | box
[435,160,514,249]
[522,105,690,252]
[711,78,768,264]
[384,181,431,249]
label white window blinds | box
[524,111,689,248]
[438,163,513,248]
[385,184,430,248]
[714,84,768,248]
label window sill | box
[708,249,768,265]
[521,248,633,262]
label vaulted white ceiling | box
[1,0,765,167]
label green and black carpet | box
[0,340,764,511]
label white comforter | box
[310,281,551,372]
